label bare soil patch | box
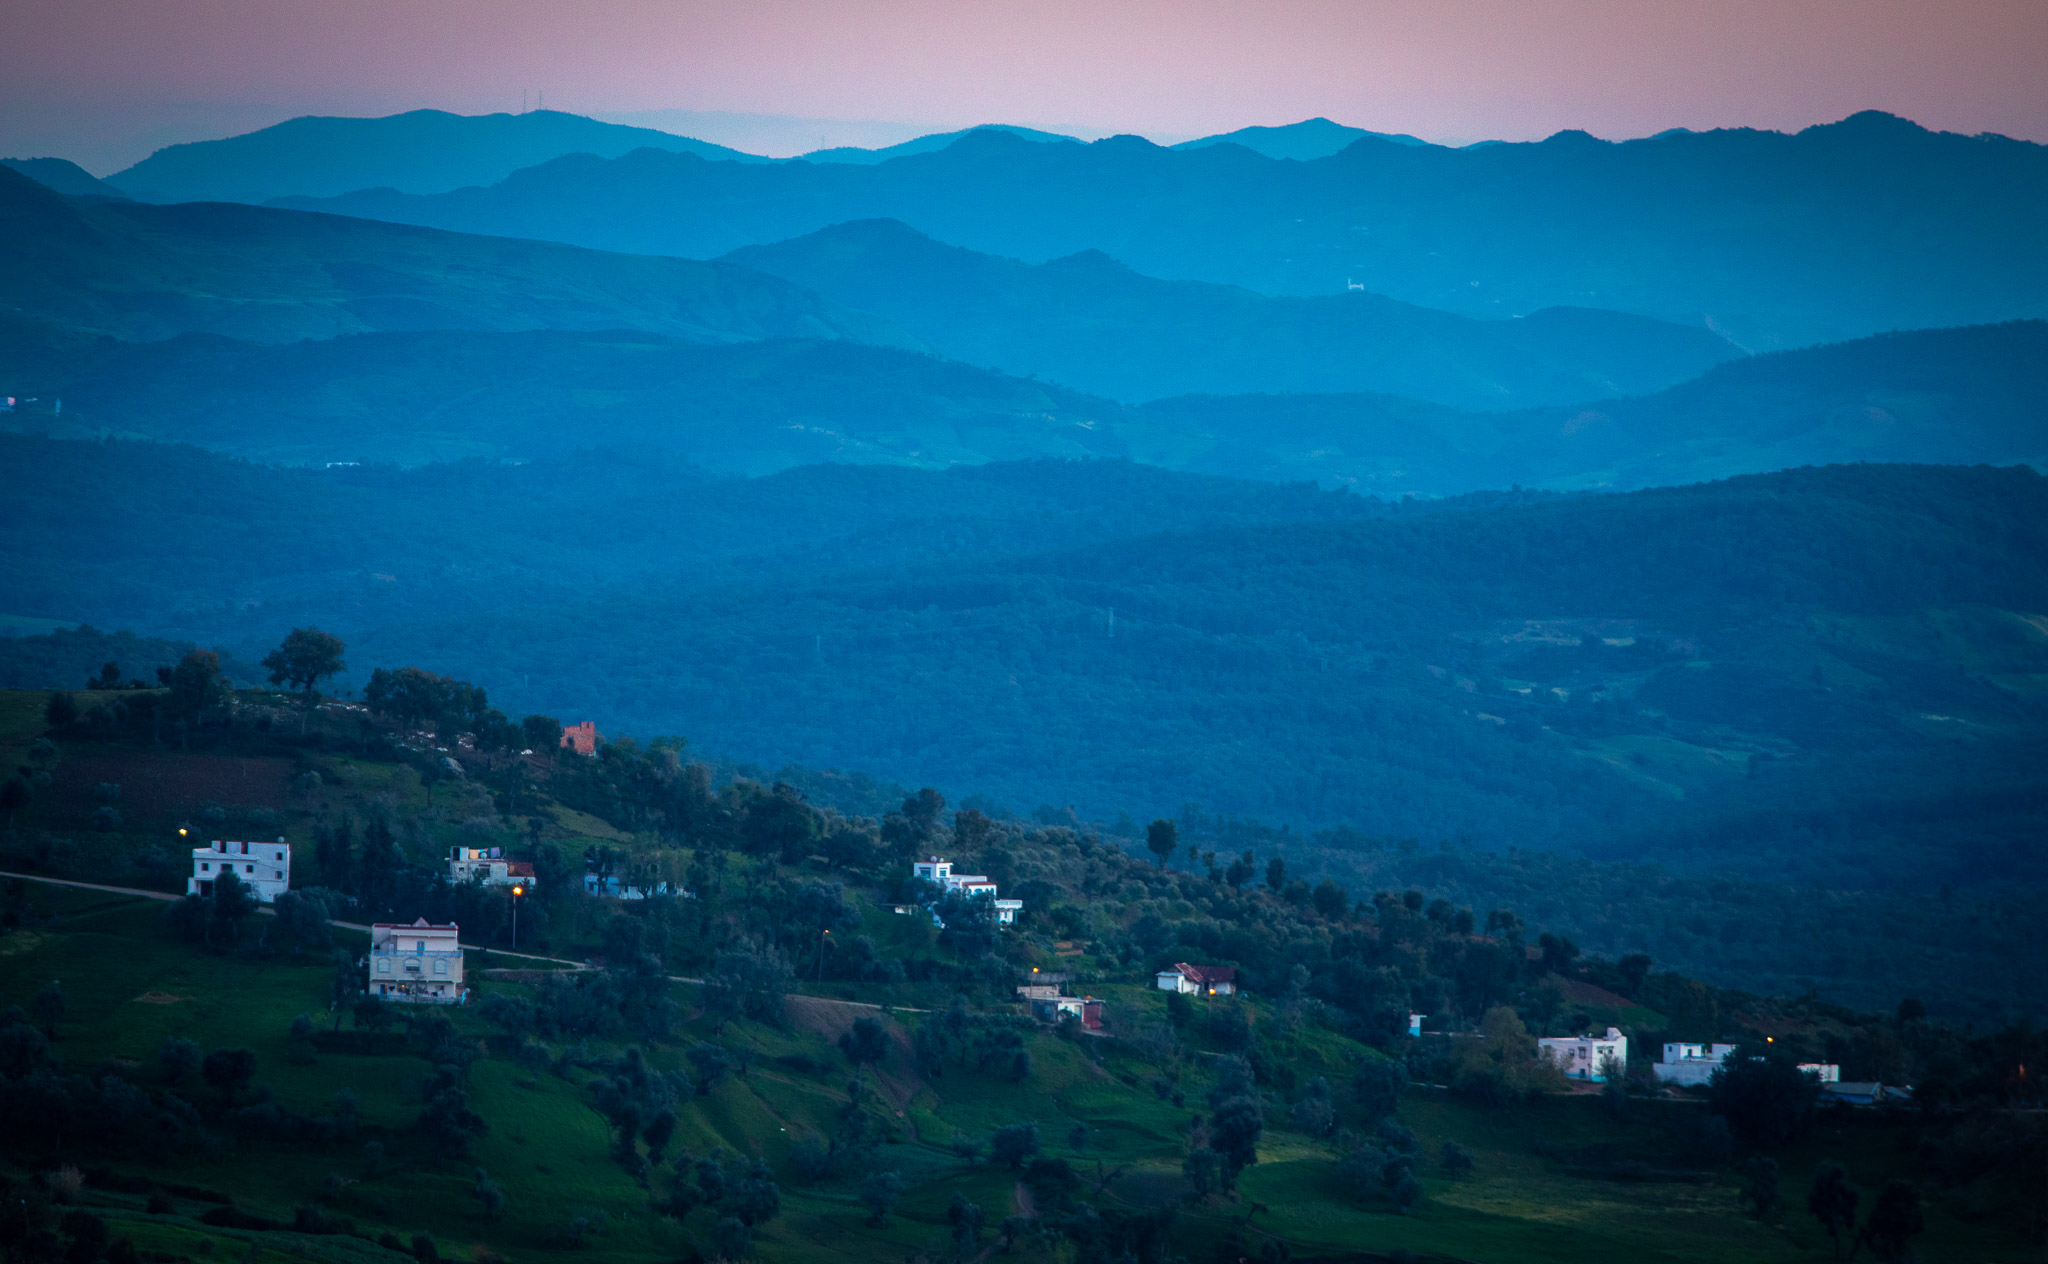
[47,749,293,826]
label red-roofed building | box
[560,721,600,756]
[1156,963,1238,995]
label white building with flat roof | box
[369,918,466,1004]
[1653,1041,1739,1086]
[912,856,1022,924]
[1539,1027,1628,1082]
[188,838,291,903]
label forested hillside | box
[3,441,2043,1009]
[275,113,2048,346]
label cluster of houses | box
[448,845,535,889]
[906,856,1024,925]
[1521,1031,1895,1103]
[1651,1039,1841,1086]
[1647,1040,1889,1100]
[179,838,1912,1099]
[183,837,470,1005]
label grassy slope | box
[0,890,2024,1264]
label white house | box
[1799,1062,1842,1083]
[448,846,535,889]
[368,918,466,1004]
[1029,995,1104,1030]
[1154,963,1238,995]
[1539,1027,1628,1082]
[1653,1041,1739,1086]
[911,856,1022,924]
[188,838,291,903]
[1408,1013,1426,1038]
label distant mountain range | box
[102,108,769,202]
[799,124,1081,165]
[0,163,902,346]
[723,218,1741,406]
[1171,117,1432,158]
[64,110,1415,206]
[270,112,2048,348]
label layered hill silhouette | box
[0,164,903,346]
[723,218,1741,406]
[1,156,124,198]
[1133,321,2048,493]
[11,332,1110,471]
[105,108,767,203]
[276,112,2048,347]
[9,313,2041,491]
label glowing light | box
[511,885,523,896]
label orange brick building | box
[560,721,601,756]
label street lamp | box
[818,928,831,982]
[510,884,524,949]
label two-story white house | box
[911,856,1022,924]
[368,918,466,1004]
[188,838,291,903]
[448,846,535,889]
[1539,1027,1629,1082]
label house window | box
[245,865,254,873]
[376,959,390,974]
[433,959,447,976]
[200,862,210,871]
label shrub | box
[1440,1139,1476,1177]
[857,1170,902,1226]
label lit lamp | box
[510,884,524,949]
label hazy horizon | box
[6,0,2045,173]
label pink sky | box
[6,0,2045,171]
